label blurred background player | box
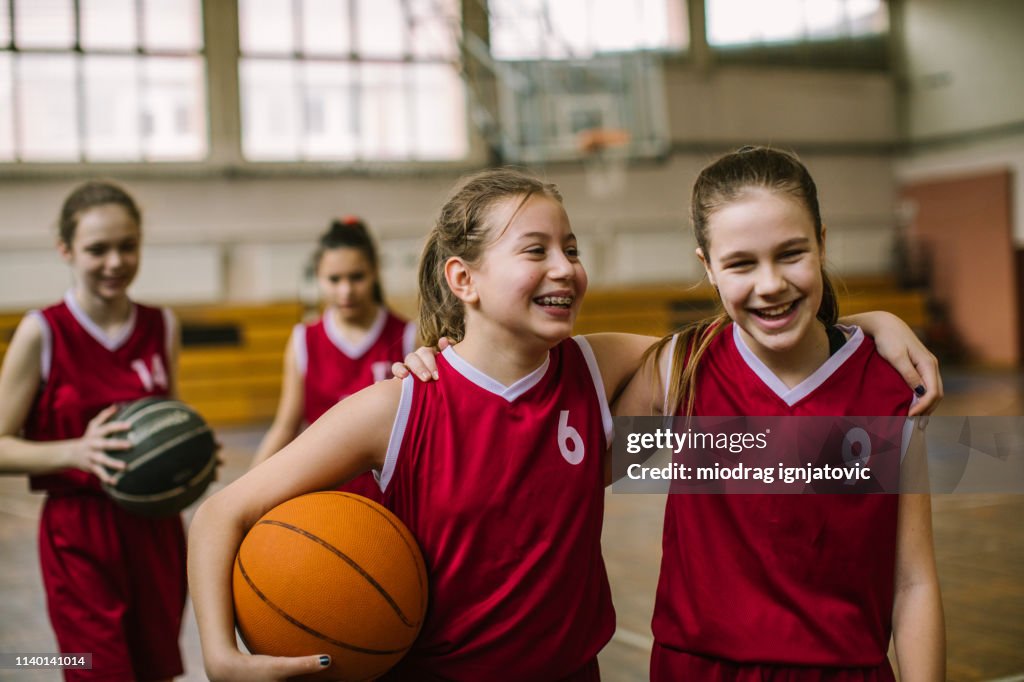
[0,181,188,681]
[250,217,416,501]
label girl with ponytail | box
[250,217,416,503]
[191,168,651,680]
[616,147,944,680]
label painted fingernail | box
[319,655,330,667]
[914,385,926,396]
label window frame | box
[0,0,486,178]
[0,0,211,167]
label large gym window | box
[238,0,468,162]
[0,0,207,163]
[488,0,688,61]
[706,0,888,47]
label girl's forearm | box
[892,574,946,680]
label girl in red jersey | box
[188,168,653,682]
[0,181,188,681]
[249,217,416,501]
[190,167,939,682]
[617,147,944,680]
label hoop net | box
[577,127,631,199]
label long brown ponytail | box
[651,146,837,416]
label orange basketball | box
[232,491,428,681]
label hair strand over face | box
[417,168,563,346]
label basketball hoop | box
[576,127,631,199]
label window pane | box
[240,58,300,160]
[142,0,203,50]
[411,63,466,159]
[358,63,408,158]
[300,61,355,160]
[142,56,207,160]
[489,0,544,60]
[301,0,350,56]
[355,0,404,59]
[239,0,294,54]
[491,0,685,60]
[590,1,643,53]
[805,0,844,39]
[15,0,74,49]
[547,0,589,57]
[83,55,140,160]
[848,0,888,35]
[638,0,688,50]
[708,0,886,46]
[17,54,78,160]
[0,54,13,160]
[81,0,137,50]
[0,0,11,46]
[408,0,459,60]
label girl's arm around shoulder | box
[892,428,945,681]
[610,337,677,418]
[843,311,943,416]
[581,333,658,406]
[188,377,403,681]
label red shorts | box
[38,493,187,682]
[651,642,895,682]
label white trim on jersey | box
[732,323,866,407]
[378,375,415,492]
[324,306,388,359]
[401,321,418,357]
[63,290,138,351]
[29,311,52,382]
[291,324,307,376]
[441,345,550,403]
[573,336,615,445]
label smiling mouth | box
[534,295,574,308]
[750,299,799,320]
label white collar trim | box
[64,290,137,351]
[324,306,387,359]
[732,323,864,407]
[441,346,550,403]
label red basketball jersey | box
[652,324,913,671]
[296,308,416,423]
[296,308,414,500]
[380,338,615,680]
[25,294,174,493]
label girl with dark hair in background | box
[250,217,416,501]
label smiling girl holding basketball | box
[189,168,940,682]
[191,169,650,681]
[0,181,188,681]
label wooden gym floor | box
[0,369,1021,681]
